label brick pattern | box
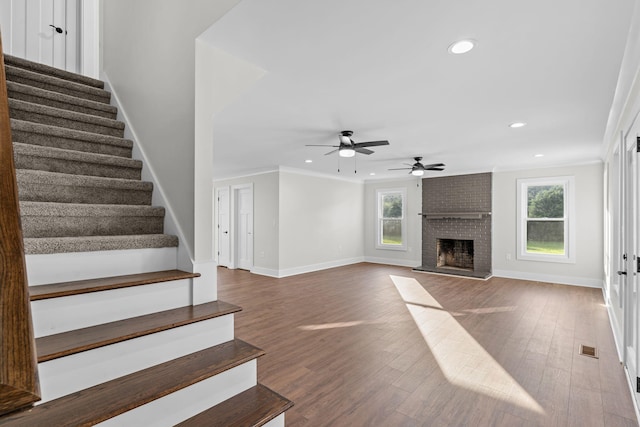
[420,173,492,278]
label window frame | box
[376,188,407,251]
[516,176,576,263]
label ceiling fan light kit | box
[339,148,356,157]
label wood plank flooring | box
[218,263,638,427]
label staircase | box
[0,54,292,425]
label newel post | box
[0,31,41,415]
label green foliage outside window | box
[381,193,403,245]
[526,185,565,254]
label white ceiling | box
[204,0,635,181]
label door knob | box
[49,24,64,34]
[223,231,228,234]
[617,270,628,276]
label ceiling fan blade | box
[324,149,339,156]
[427,167,445,171]
[422,163,445,168]
[388,167,411,171]
[306,144,339,147]
[355,148,374,155]
[353,140,390,148]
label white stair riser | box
[264,414,286,427]
[32,279,192,337]
[26,247,178,285]
[97,360,257,427]
[38,316,235,402]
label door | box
[0,0,79,72]
[623,131,640,392]
[216,187,230,267]
[235,186,253,271]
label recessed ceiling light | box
[448,39,476,54]
[305,159,313,163]
[509,122,527,128]
[534,154,544,158]
[369,172,376,176]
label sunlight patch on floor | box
[298,320,365,331]
[390,275,545,415]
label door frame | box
[215,186,230,267]
[230,183,254,271]
[622,126,640,391]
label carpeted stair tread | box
[11,119,133,157]
[9,99,125,137]
[36,300,240,362]
[5,64,110,103]
[23,234,179,254]
[30,269,202,301]
[20,201,163,217]
[0,340,264,426]
[17,170,152,205]
[14,142,142,179]
[20,202,165,238]
[177,384,294,427]
[4,54,104,89]
[7,80,117,119]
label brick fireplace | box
[415,172,492,279]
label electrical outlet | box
[260,251,265,258]
[506,253,511,261]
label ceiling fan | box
[306,130,390,157]
[389,157,445,176]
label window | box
[517,176,575,263]
[376,188,407,250]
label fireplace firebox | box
[436,239,474,271]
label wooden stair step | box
[30,269,200,300]
[37,300,241,362]
[0,339,264,426]
[177,384,294,427]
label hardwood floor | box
[217,263,638,427]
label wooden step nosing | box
[36,301,242,362]
[0,340,265,426]
[176,384,294,427]
[30,269,201,301]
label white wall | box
[278,171,364,275]
[214,171,280,274]
[100,0,240,259]
[493,163,604,287]
[363,178,422,267]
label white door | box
[216,187,230,268]
[0,0,79,72]
[235,186,253,271]
[623,130,640,396]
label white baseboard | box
[250,257,365,278]
[492,269,603,288]
[604,291,624,361]
[364,256,420,268]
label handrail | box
[0,32,41,415]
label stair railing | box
[0,31,41,415]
